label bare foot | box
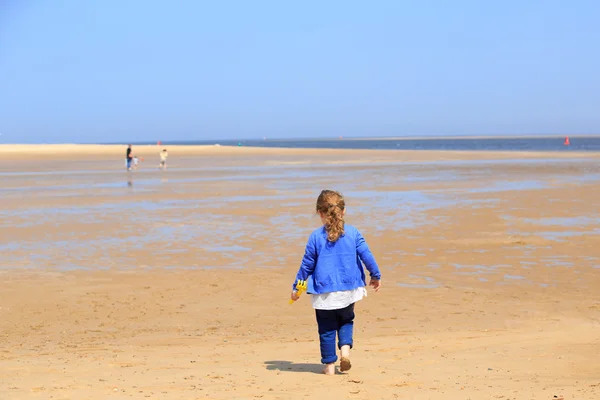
[323,363,335,375]
[340,345,352,372]
[340,357,352,372]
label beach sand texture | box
[1,145,599,399]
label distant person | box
[289,190,381,375]
[159,149,168,170]
[126,144,133,171]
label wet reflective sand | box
[1,146,599,399]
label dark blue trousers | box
[315,303,355,364]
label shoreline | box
[2,134,598,147]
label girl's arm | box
[292,233,317,290]
[356,230,381,280]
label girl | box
[290,189,381,375]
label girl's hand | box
[290,290,300,301]
[369,278,381,292]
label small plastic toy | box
[289,279,308,304]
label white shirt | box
[311,287,367,310]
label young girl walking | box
[290,189,381,375]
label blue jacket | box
[292,224,381,294]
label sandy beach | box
[1,145,599,399]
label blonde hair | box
[316,190,346,242]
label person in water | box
[290,189,381,375]
[126,144,133,171]
[159,149,168,170]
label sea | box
[135,136,600,152]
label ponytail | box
[316,190,346,242]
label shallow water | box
[1,154,598,282]
[397,275,440,289]
[469,180,548,193]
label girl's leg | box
[315,309,338,374]
[336,303,355,372]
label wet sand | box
[1,146,599,399]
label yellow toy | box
[289,279,308,304]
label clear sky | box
[1,0,599,143]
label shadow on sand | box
[264,360,323,374]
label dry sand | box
[0,146,599,399]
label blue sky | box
[1,0,599,143]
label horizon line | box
[1,133,599,145]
